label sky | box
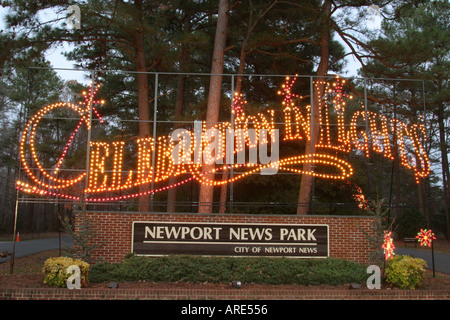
[0,5,382,84]
[0,6,89,84]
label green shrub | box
[385,255,427,289]
[89,255,368,286]
[42,257,90,288]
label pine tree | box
[363,0,450,238]
[198,0,230,214]
[362,198,391,267]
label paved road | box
[396,247,450,275]
[0,237,73,264]
[1,238,449,275]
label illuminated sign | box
[16,76,430,203]
[132,221,329,258]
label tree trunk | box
[135,2,151,212]
[218,1,278,213]
[198,0,229,214]
[297,0,331,215]
[218,35,246,214]
[438,102,450,239]
[167,74,186,212]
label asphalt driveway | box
[396,247,450,275]
[0,237,73,264]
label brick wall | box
[75,211,375,265]
[2,287,449,300]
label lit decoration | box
[415,229,436,247]
[382,231,395,260]
[16,75,431,203]
[279,76,429,183]
[279,75,310,141]
[316,75,353,150]
[341,181,369,210]
[232,91,246,116]
[353,186,368,210]
[17,82,103,193]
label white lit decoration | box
[16,76,431,203]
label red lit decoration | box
[232,91,246,116]
[343,181,368,210]
[415,229,436,247]
[353,186,368,210]
[382,231,395,260]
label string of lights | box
[16,75,430,204]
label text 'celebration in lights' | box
[16,75,430,203]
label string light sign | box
[16,75,430,203]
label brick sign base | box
[75,211,374,265]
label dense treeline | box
[0,1,448,239]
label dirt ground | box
[1,244,450,291]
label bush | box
[385,255,427,289]
[42,257,90,288]
[89,255,368,286]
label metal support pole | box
[56,118,61,256]
[83,71,96,211]
[10,68,32,274]
[230,75,234,213]
[388,81,397,225]
[10,189,20,275]
[150,73,159,211]
[422,80,435,278]
[363,78,371,200]
[310,76,315,215]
